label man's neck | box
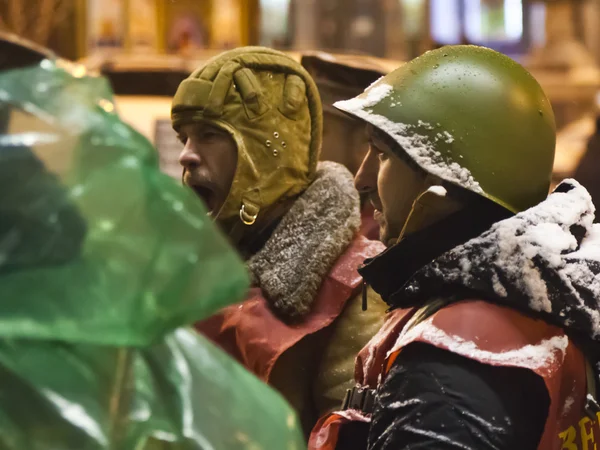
[221,198,297,260]
[360,199,512,306]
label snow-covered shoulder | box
[403,179,600,342]
[391,316,569,372]
[569,223,600,262]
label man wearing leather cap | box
[171,47,387,433]
[310,45,600,450]
[301,52,391,240]
[0,35,305,448]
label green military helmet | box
[335,45,556,213]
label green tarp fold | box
[0,59,304,449]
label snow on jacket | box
[311,179,600,450]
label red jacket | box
[310,300,589,450]
[197,235,385,383]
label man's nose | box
[354,148,379,194]
[179,143,201,169]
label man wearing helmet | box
[310,46,600,450]
[172,47,387,433]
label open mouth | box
[373,208,383,223]
[370,199,383,214]
[191,184,217,213]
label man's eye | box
[371,144,387,161]
[177,135,187,145]
[199,128,225,139]
[377,151,389,162]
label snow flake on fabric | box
[570,224,600,262]
[388,398,424,410]
[391,317,569,371]
[563,392,575,417]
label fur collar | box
[247,161,361,319]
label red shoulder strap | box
[198,235,383,382]
[386,300,571,376]
[384,300,588,450]
[328,235,385,289]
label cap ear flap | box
[279,74,307,120]
[234,68,269,119]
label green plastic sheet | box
[0,59,305,449]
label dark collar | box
[359,200,511,307]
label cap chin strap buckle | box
[239,204,258,225]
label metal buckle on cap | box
[341,386,376,415]
[239,204,258,225]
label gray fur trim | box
[247,161,361,319]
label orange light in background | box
[211,0,243,49]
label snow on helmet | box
[335,45,556,213]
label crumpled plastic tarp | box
[0,58,305,449]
